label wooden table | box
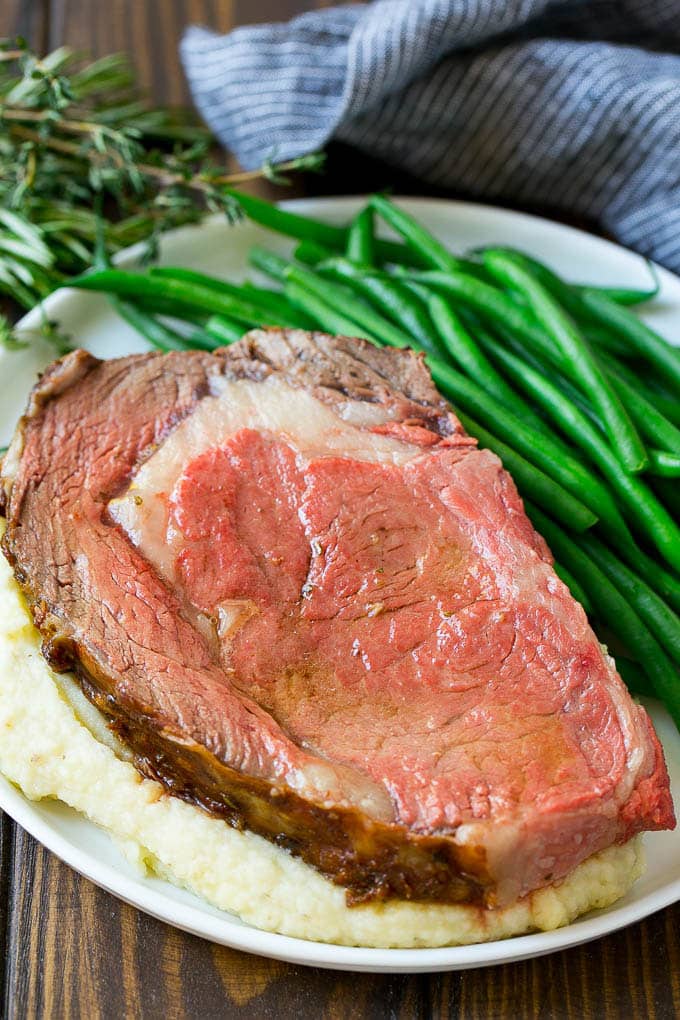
[1,3,679,1017]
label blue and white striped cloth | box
[181,1,680,271]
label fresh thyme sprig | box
[0,39,324,345]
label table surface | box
[1,2,679,1018]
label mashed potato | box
[0,533,643,948]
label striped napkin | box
[181,1,680,271]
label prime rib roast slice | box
[0,329,674,907]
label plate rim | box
[1,195,678,972]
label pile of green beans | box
[68,192,680,729]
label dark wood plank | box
[0,813,13,1018]
[4,821,680,1019]
[47,0,317,106]
[0,0,49,51]
[429,905,680,1020]
[4,828,428,1020]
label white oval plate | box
[0,198,678,973]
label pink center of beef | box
[158,426,611,832]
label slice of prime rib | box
[0,329,674,907]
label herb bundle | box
[0,38,323,333]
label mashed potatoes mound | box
[0,537,643,948]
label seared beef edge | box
[76,663,488,906]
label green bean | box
[204,315,245,345]
[231,190,349,248]
[247,245,290,283]
[295,239,334,265]
[483,250,648,474]
[238,281,317,329]
[393,268,559,350]
[583,325,633,359]
[284,279,382,343]
[389,259,492,284]
[151,266,238,290]
[648,449,680,477]
[237,286,312,327]
[621,542,680,617]
[128,296,209,325]
[476,329,680,572]
[346,207,374,265]
[114,296,233,351]
[553,562,593,614]
[580,287,680,395]
[471,252,680,446]
[525,503,680,726]
[588,285,659,306]
[111,298,188,352]
[151,265,314,329]
[484,308,680,458]
[481,246,660,310]
[481,251,674,422]
[580,533,680,666]
[456,412,598,533]
[452,318,680,607]
[317,257,444,355]
[497,365,680,606]
[476,311,593,426]
[183,328,227,351]
[370,193,477,274]
[426,357,626,532]
[230,190,425,266]
[152,267,281,307]
[614,657,655,698]
[69,268,296,328]
[606,366,680,454]
[607,358,680,426]
[426,293,551,434]
[582,261,659,306]
[284,264,414,349]
[456,290,625,423]
[653,477,680,519]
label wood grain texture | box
[46,0,283,105]
[4,825,680,1020]
[48,0,224,104]
[0,0,49,51]
[1,1,679,1017]
[0,814,12,1016]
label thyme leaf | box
[0,38,325,349]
